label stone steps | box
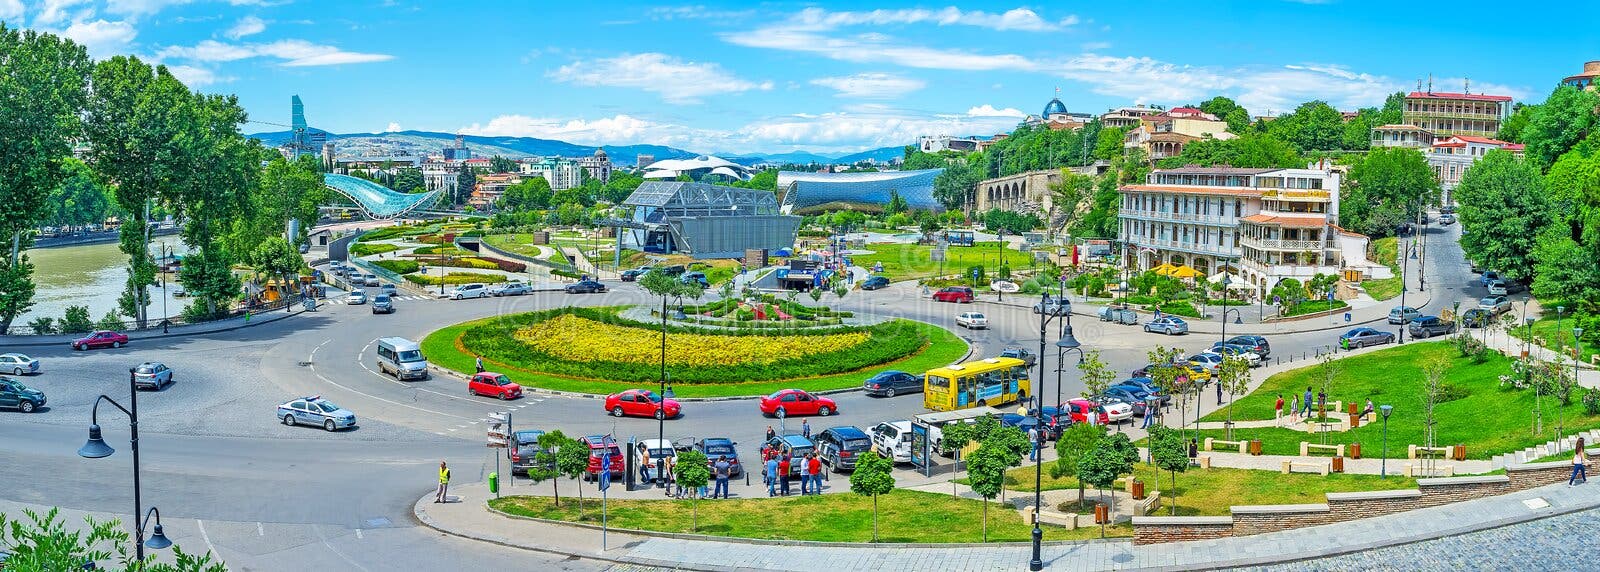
[1491,429,1600,468]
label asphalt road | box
[0,217,1499,570]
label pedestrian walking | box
[1571,438,1588,486]
[778,455,791,496]
[664,455,676,497]
[799,454,812,495]
[713,455,732,499]
[765,425,776,442]
[1142,397,1157,428]
[1028,426,1040,461]
[765,456,779,497]
[1289,395,1300,423]
[1216,379,1223,405]
[1274,394,1285,426]
[802,419,811,439]
[806,453,823,495]
[434,461,450,503]
[475,356,484,373]
[1301,386,1314,418]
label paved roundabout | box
[0,222,1507,571]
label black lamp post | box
[1055,333,1084,411]
[657,294,674,487]
[1031,291,1080,571]
[78,368,171,562]
[1219,272,1243,346]
[1379,404,1393,478]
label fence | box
[6,293,307,336]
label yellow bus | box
[922,357,1031,412]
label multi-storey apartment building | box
[1401,90,1513,138]
[1118,166,1388,299]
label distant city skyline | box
[1,0,1589,154]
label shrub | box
[404,272,508,286]
[95,311,123,331]
[551,268,583,279]
[59,305,94,334]
[349,243,399,257]
[1585,387,1600,416]
[373,259,420,274]
[480,256,527,273]
[24,316,55,335]
[1454,333,1487,360]
[1155,301,1200,318]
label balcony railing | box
[1125,236,1237,257]
[1260,189,1331,201]
[1239,236,1326,251]
[1118,210,1237,226]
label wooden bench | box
[1408,445,1451,459]
[1282,460,1331,475]
[1301,442,1345,457]
[1404,463,1455,477]
[1203,437,1248,454]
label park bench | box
[1203,437,1248,454]
[1408,445,1451,459]
[1404,463,1455,477]
[1301,442,1345,457]
[1281,460,1331,475]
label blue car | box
[863,370,921,397]
[860,276,890,290]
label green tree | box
[0,26,92,333]
[1532,138,1600,312]
[1093,126,1128,160]
[1077,350,1117,399]
[530,431,573,506]
[1522,86,1600,167]
[1076,435,1126,534]
[1342,147,1440,237]
[1456,150,1550,282]
[250,236,304,300]
[0,508,226,572]
[43,158,117,229]
[1147,425,1189,515]
[1197,96,1250,133]
[169,92,256,319]
[1497,103,1539,143]
[1155,133,1301,170]
[229,154,325,258]
[1051,421,1106,510]
[489,155,518,173]
[1048,169,1093,233]
[1216,356,1253,436]
[965,433,1010,542]
[391,167,424,193]
[601,171,645,204]
[848,450,896,542]
[1268,100,1346,152]
[456,162,477,205]
[499,176,553,211]
[674,449,711,531]
[59,305,93,334]
[553,432,590,514]
[884,188,909,215]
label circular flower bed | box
[513,314,870,367]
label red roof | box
[1407,91,1512,102]
[1505,143,1526,151]
[1453,135,1513,146]
[1433,142,1466,148]
[1170,107,1203,114]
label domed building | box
[578,148,613,184]
[640,155,753,182]
[1026,90,1093,131]
[1043,97,1069,120]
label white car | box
[451,283,489,300]
[346,290,367,305]
[955,312,988,329]
[0,353,40,376]
[638,438,677,482]
[1094,397,1135,423]
[871,420,914,463]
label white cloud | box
[107,0,277,18]
[966,104,1026,118]
[1081,41,1112,51]
[159,39,394,66]
[0,0,23,20]
[36,0,92,25]
[790,7,1073,32]
[725,28,1040,71]
[225,15,266,39]
[810,73,925,99]
[165,64,227,87]
[647,6,754,20]
[62,19,139,57]
[459,114,718,149]
[384,122,402,132]
[549,52,769,104]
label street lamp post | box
[78,368,173,563]
[1380,405,1394,478]
[1031,291,1079,571]
[160,244,169,334]
[1219,272,1242,347]
[657,294,673,487]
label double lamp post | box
[77,368,174,564]
[1030,290,1082,571]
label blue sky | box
[2,0,1593,154]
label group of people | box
[1273,389,1377,426]
[760,448,824,497]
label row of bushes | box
[459,307,930,384]
[349,243,398,257]
[373,259,420,274]
[551,268,583,279]
[24,305,123,335]
[411,245,473,256]
[403,272,508,286]
[359,225,427,242]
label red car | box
[932,287,974,303]
[758,389,838,418]
[580,435,625,482]
[1064,399,1110,425]
[467,372,522,400]
[604,388,681,419]
[72,330,128,351]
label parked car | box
[1461,308,1493,328]
[999,347,1038,367]
[955,312,988,329]
[0,377,45,413]
[1103,386,1154,416]
[759,389,837,417]
[860,276,890,290]
[1117,377,1167,401]
[1479,295,1513,315]
[693,438,742,477]
[1098,306,1138,325]
[1341,327,1395,348]
[766,434,816,477]
[1441,204,1457,214]
[1186,352,1226,376]
[679,272,709,288]
[814,426,873,472]
[1091,396,1135,423]
[1136,361,1210,382]
[467,372,523,400]
[132,362,174,390]
[371,294,394,314]
[1210,344,1263,367]
[1144,316,1189,335]
[1408,315,1457,338]
[932,286,974,303]
[490,281,532,296]
[276,395,356,432]
[0,353,39,376]
[510,430,547,476]
[71,330,127,351]
[1481,270,1500,287]
[1439,213,1457,225]
[1487,280,1520,296]
[1033,297,1070,316]
[637,439,677,482]
[346,290,367,305]
[604,388,680,419]
[1222,335,1270,358]
[1063,399,1110,425]
[1033,405,1074,439]
[1387,306,1421,325]
[871,420,913,463]
[620,267,653,282]
[580,435,624,482]
[863,370,921,397]
[451,283,490,299]
[565,280,608,294]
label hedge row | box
[403,272,508,286]
[373,259,420,274]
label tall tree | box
[43,158,117,229]
[455,162,477,205]
[674,448,711,531]
[848,450,896,542]
[1147,425,1189,515]
[1456,150,1550,282]
[1522,86,1600,167]
[0,25,92,334]
[498,176,553,211]
[391,167,424,193]
[1197,96,1249,133]
[1341,147,1441,237]
[229,153,324,258]
[965,432,1010,542]
[84,56,191,327]
[1497,103,1539,143]
[1268,101,1346,152]
[1051,421,1106,510]
[1048,169,1093,234]
[1155,133,1301,170]
[1077,350,1117,400]
[489,155,518,174]
[1532,138,1600,313]
[168,92,257,318]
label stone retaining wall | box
[1131,516,1232,545]
[1229,504,1335,535]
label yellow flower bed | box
[512,314,870,367]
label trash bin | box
[1132,480,1146,500]
[1454,444,1467,461]
[1249,439,1263,456]
[489,471,499,495]
[1350,442,1362,459]
[1094,503,1110,524]
[1349,413,1361,428]
[1331,456,1344,473]
[1347,403,1358,415]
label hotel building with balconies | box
[1401,90,1513,139]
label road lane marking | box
[316,526,369,572]
[257,522,264,536]
[355,528,363,540]
[196,519,219,559]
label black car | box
[863,370,921,397]
[1408,315,1457,338]
[814,426,872,472]
[999,347,1038,367]
[510,430,547,476]
[620,267,653,281]
[695,437,743,478]
[0,377,46,413]
[1221,335,1270,358]
[1461,308,1493,328]
[1341,327,1395,348]
[860,276,890,290]
[565,280,608,294]
[1005,406,1072,440]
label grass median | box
[490,489,1128,542]
[849,242,1035,283]
[1361,237,1402,301]
[998,463,1416,516]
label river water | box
[22,236,191,325]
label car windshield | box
[315,401,343,413]
[639,392,662,402]
[647,447,673,458]
[874,424,901,438]
[704,444,735,456]
[136,365,156,373]
[397,350,424,362]
[1480,298,1497,305]
[491,375,512,386]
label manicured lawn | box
[403,271,508,286]
[1193,342,1600,459]
[480,233,550,260]
[490,489,1128,542]
[420,309,969,398]
[849,241,1037,282]
[1283,299,1350,317]
[349,242,398,257]
[1361,237,1402,301]
[1001,463,1416,516]
[1508,315,1597,365]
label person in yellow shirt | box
[435,461,451,503]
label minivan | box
[375,337,429,380]
[814,426,873,472]
[871,420,914,463]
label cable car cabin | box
[922,357,1031,412]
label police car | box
[276,395,357,432]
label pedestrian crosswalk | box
[321,294,435,305]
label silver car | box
[132,362,174,390]
[0,353,39,376]
[347,290,367,305]
[491,282,532,296]
[1479,295,1512,315]
[277,395,356,432]
[1143,316,1188,335]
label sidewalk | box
[961,288,1429,337]
[417,475,1600,571]
[0,303,311,348]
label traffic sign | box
[486,412,510,448]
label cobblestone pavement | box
[1247,504,1600,572]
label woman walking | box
[1571,438,1588,486]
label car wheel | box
[324,420,337,432]
[74,344,83,351]
[12,368,21,375]
[775,406,786,418]
[284,414,296,426]
[501,392,513,400]
[654,409,665,420]
[884,388,896,398]
[818,406,832,416]
[612,406,625,417]
[19,400,35,413]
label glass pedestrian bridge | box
[322,173,442,219]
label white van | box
[376,337,428,380]
[871,420,914,463]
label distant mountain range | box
[245,129,907,167]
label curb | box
[0,305,308,348]
[969,290,1434,337]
